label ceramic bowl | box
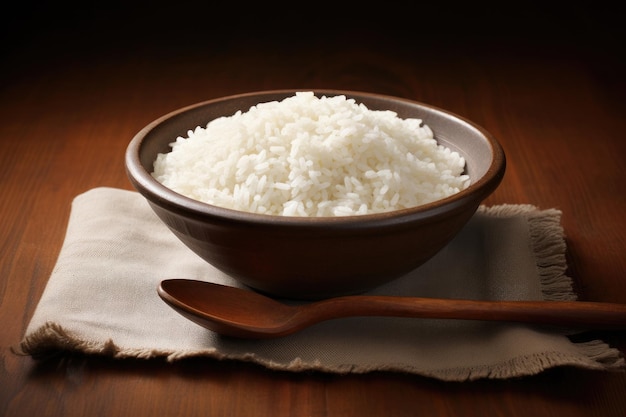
[125,90,505,299]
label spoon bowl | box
[158,279,626,339]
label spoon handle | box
[311,296,626,329]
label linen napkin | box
[18,187,624,381]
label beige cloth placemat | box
[18,187,624,381]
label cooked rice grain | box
[152,92,470,216]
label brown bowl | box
[125,90,506,299]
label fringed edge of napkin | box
[476,204,576,302]
[15,204,626,380]
[15,321,626,381]
[260,339,626,381]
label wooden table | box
[2,5,625,417]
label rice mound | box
[152,92,470,217]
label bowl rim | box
[125,89,506,227]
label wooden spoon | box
[157,279,626,339]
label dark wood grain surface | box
[2,4,625,416]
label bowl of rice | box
[126,90,506,299]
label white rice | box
[152,92,470,217]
